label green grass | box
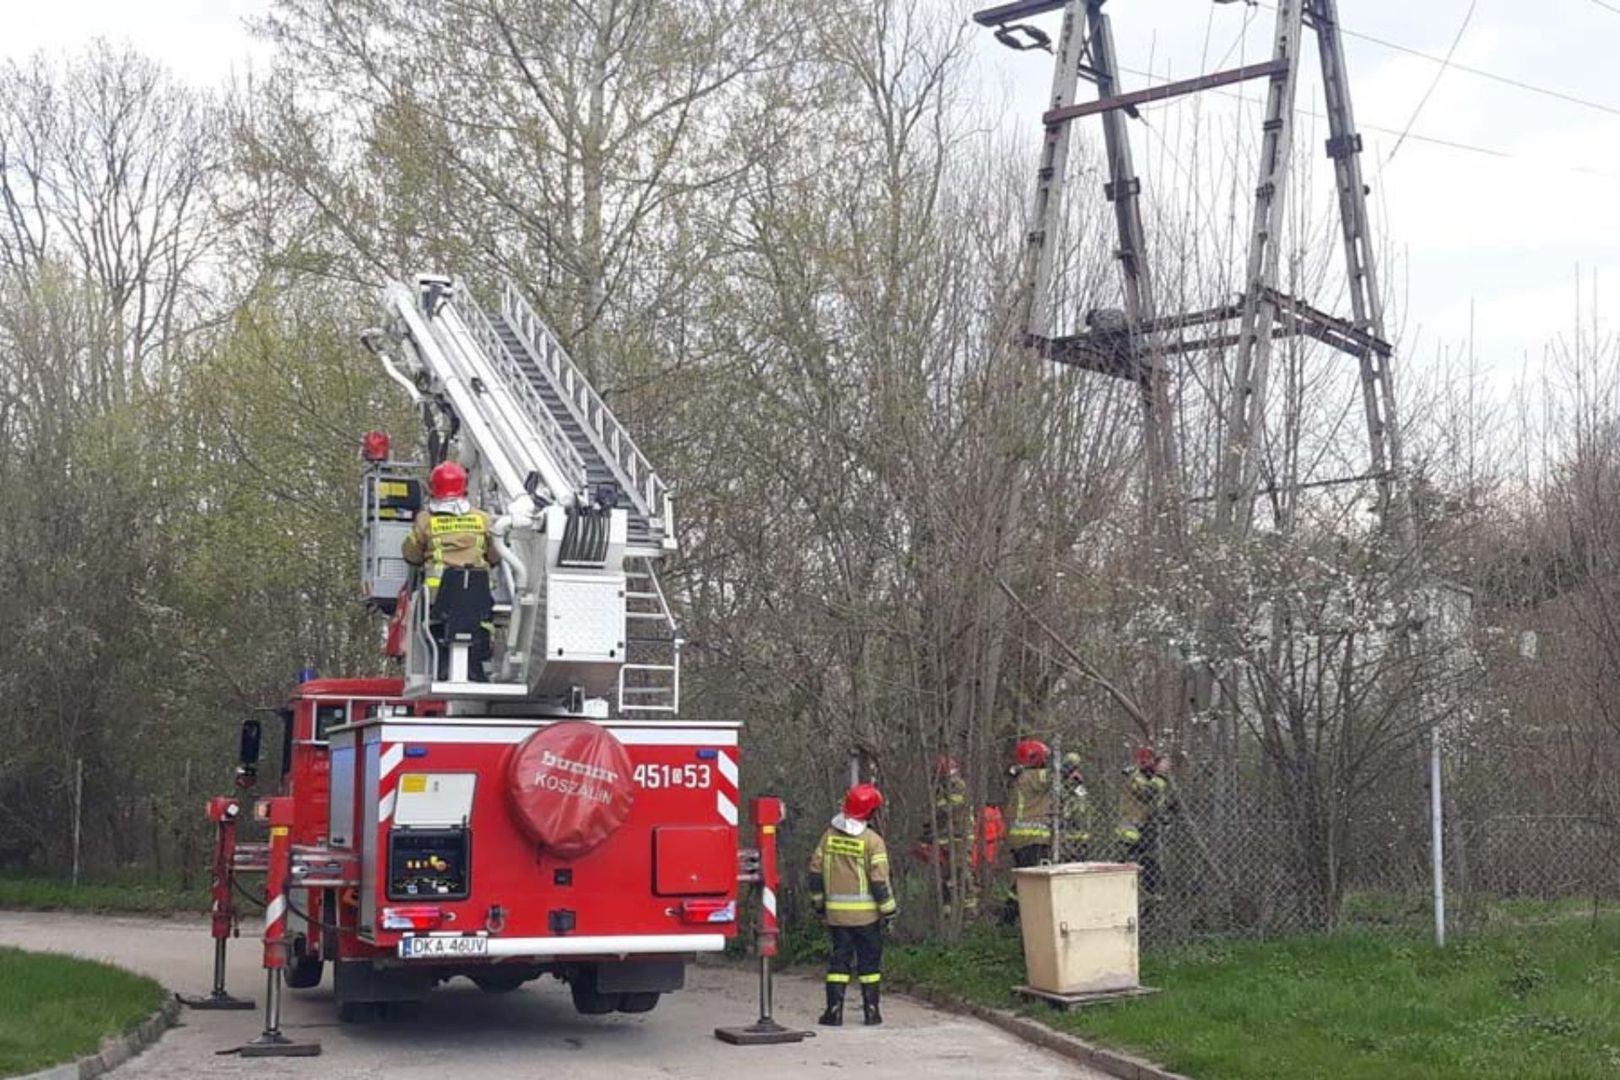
[0,946,164,1076]
[878,916,1620,1079]
[0,875,207,915]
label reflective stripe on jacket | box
[1008,767,1052,844]
[808,825,896,927]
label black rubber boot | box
[861,983,883,1026]
[818,982,845,1026]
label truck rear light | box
[678,899,736,925]
[382,905,447,931]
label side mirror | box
[239,718,262,766]
[236,718,262,789]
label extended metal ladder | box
[371,276,680,715]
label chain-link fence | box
[1032,743,1620,947]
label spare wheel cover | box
[506,721,636,859]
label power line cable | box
[1247,1,1620,119]
[1389,0,1477,161]
[1119,63,1620,179]
[1587,0,1620,15]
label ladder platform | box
[403,678,532,700]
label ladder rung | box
[626,611,668,620]
[626,591,660,600]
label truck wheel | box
[568,969,617,1015]
[285,937,324,989]
[338,1001,380,1023]
[616,992,660,1014]
[471,973,527,994]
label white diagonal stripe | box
[379,790,397,826]
[380,743,405,780]
[762,887,777,917]
[264,894,287,929]
[716,791,738,826]
[716,750,738,789]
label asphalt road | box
[0,912,1105,1078]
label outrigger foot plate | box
[177,991,255,1011]
[237,1032,322,1057]
[714,1019,814,1046]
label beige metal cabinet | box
[1013,862,1139,995]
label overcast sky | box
[6,0,1617,394]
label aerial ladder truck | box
[182,276,788,1051]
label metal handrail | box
[498,281,673,546]
[457,296,590,497]
[411,583,439,687]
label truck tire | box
[616,992,660,1014]
[338,1001,380,1024]
[568,968,617,1015]
[285,936,324,989]
[471,973,528,994]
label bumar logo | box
[538,749,619,785]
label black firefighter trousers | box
[825,922,883,989]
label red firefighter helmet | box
[430,460,468,500]
[1134,746,1157,769]
[1015,739,1049,768]
[934,754,961,779]
[842,783,884,822]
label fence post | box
[1050,733,1063,862]
[71,757,83,888]
[1430,726,1446,947]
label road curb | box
[14,995,180,1080]
[893,983,1192,1080]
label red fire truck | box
[184,277,787,1052]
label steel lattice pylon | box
[978,0,1412,545]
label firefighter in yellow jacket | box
[927,755,978,915]
[1007,739,1053,867]
[1000,739,1052,923]
[1115,748,1174,896]
[401,460,501,681]
[808,783,897,1026]
[1059,752,1093,861]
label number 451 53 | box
[633,763,712,789]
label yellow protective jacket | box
[1060,784,1092,844]
[1115,768,1170,844]
[1008,767,1053,847]
[401,504,500,586]
[930,774,975,850]
[808,821,897,928]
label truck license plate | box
[399,935,489,959]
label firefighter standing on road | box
[809,783,897,1027]
[1115,748,1174,897]
[401,460,501,681]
